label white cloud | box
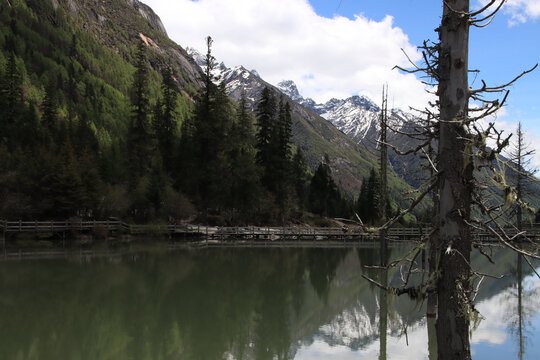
[478,0,540,25]
[505,0,540,25]
[141,0,430,110]
[478,109,540,169]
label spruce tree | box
[48,138,85,218]
[255,86,277,189]
[41,80,59,136]
[292,148,309,212]
[191,37,234,212]
[127,40,152,186]
[154,66,178,173]
[0,52,23,129]
[277,98,292,162]
[365,167,381,224]
[227,91,261,222]
[309,159,336,217]
[356,177,369,222]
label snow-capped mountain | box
[187,47,428,191]
[186,47,405,196]
[187,47,266,104]
[277,80,415,149]
[277,80,427,186]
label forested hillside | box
[0,0,360,224]
[0,0,420,225]
[0,0,198,220]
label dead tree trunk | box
[436,1,474,359]
[380,85,389,247]
[516,123,523,231]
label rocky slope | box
[55,0,202,92]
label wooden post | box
[2,220,5,254]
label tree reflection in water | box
[0,245,538,359]
[506,253,537,360]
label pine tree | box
[154,65,178,173]
[41,80,59,144]
[227,103,261,222]
[177,113,196,192]
[48,138,86,218]
[309,158,337,217]
[292,148,309,212]
[236,90,255,145]
[356,177,369,222]
[365,167,381,224]
[277,96,292,162]
[356,168,382,225]
[0,52,23,127]
[191,37,234,212]
[127,40,152,186]
[272,97,293,215]
[255,86,277,189]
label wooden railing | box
[1,220,539,243]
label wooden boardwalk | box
[1,219,539,244]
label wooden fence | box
[1,220,539,244]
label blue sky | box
[143,0,540,166]
[311,0,540,140]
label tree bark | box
[516,123,523,232]
[436,1,473,359]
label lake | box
[0,244,538,359]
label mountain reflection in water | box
[0,245,538,360]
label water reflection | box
[0,245,538,359]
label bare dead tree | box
[503,123,538,231]
[357,1,539,359]
[380,84,389,249]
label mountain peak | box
[347,95,380,112]
[277,80,303,102]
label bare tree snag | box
[436,1,473,359]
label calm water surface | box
[0,244,538,359]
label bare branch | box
[470,64,538,94]
[471,0,506,27]
[476,200,540,261]
[376,180,438,231]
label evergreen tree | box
[0,51,23,149]
[309,158,340,217]
[0,51,23,135]
[41,79,59,131]
[154,65,178,173]
[78,149,102,216]
[236,90,255,145]
[226,93,261,222]
[356,177,369,222]
[356,168,381,225]
[146,155,168,218]
[254,89,296,219]
[177,113,197,192]
[127,40,152,186]
[191,37,234,212]
[272,97,294,215]
[48,138,86,218]
[277,96,292,162]
[292,148,309,212]
[255,86,277,189]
